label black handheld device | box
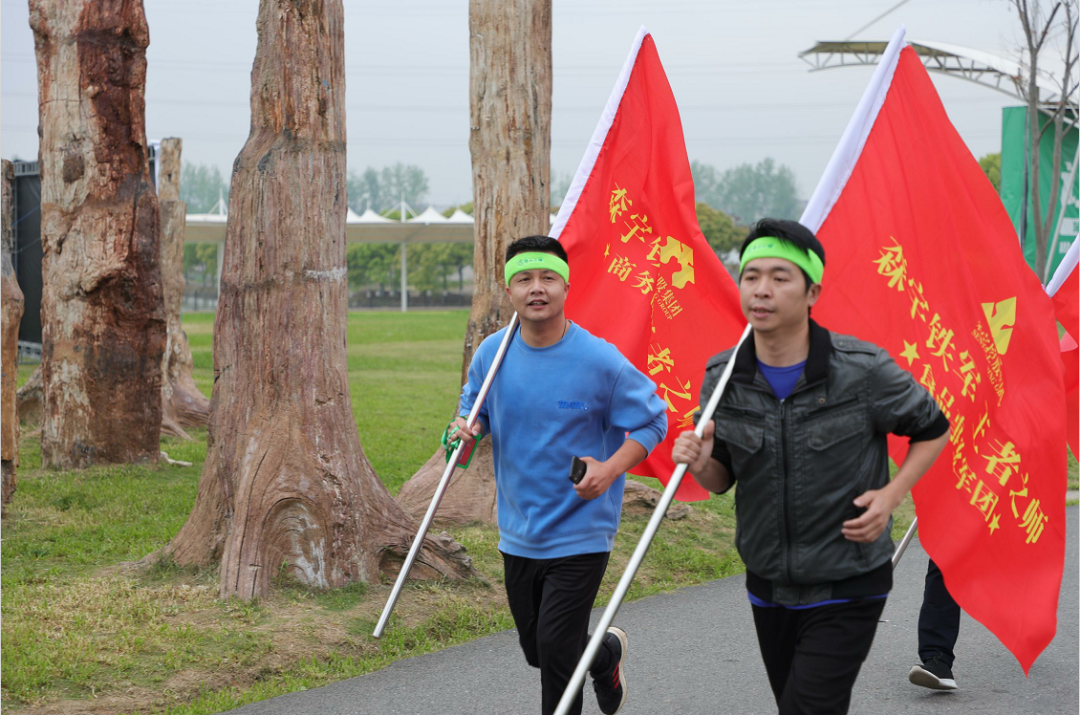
[569,456,587,484]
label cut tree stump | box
[2,160,22,510]
[30,0,166,469]
[621,480,692,520]
[396,0,553,525]
[151,0,475,599]
[396,441,498,526]
[157,137,209,440]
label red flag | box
[802,28,1067,673]
[552,28,745,501]
[1047,238,1078,457]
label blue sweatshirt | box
[459,322,668,559]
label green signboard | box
[999,106,1078,283]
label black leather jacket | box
[699,320,948,606]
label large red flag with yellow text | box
[552,28,745,501]
[802,27,1067,673]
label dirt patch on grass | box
[2,565,512,714]
[4,508,735,715]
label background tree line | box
[178,161,471,293]
[180,162,229,286]
[178,153,1004,291]
[346,204,476,294]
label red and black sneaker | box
[592,626,628,714]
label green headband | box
[504,252,570,285]
[739,237,824,285]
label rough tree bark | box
[151,0,475,599]
[395,0,553,527]
[30,0,166,469]
[2,160,23,509]
[158,137,210,440]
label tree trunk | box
[30,0,166,469]
[1027,57,1048,280]
[16,365,42,427]
[1015,0,1074,282]
[2,160,23,510]
[396,0,552,526]
[158,137,210,440]
[152,0,475,599]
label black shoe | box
[908,657,958,690]
[592,626,628,714]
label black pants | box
[752,598,887,715]
[502,551,613,715]
[917,559,961,667]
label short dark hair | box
[738,219,826,291]
[505,235,568,264]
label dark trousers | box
[917,559,961,667]
[502,551,612,715]
[752,598,887,715]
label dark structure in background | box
[10,147,158,358]
[12,161,41,352]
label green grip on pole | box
[442,421,481,469]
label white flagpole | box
[375,20,652,644]
[374,26,651,639]
[892,517,918,568]
[1045,235,1079,295]
[372,315,518,638]
[553,324,752,715]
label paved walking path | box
[225,507,1078,715]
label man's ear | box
[807,283,822,307]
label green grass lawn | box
[2,310,756,714]
[2,309,1072,714]
[179,311,467,494]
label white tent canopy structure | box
[798,38,1074,107]
[183,207,561,311]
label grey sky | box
[0,0,1066,207]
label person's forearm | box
[691,457,732,494]
[605,439,648,476]
[574,439,651,500]
[843,431,948,543]
[887,431,950,500]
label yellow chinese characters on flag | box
[869,237,1050,546]
[552,30,744,500]
[805,33,1067,673]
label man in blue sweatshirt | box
[450,235,668,715]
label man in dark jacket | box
[672,219,950,715]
